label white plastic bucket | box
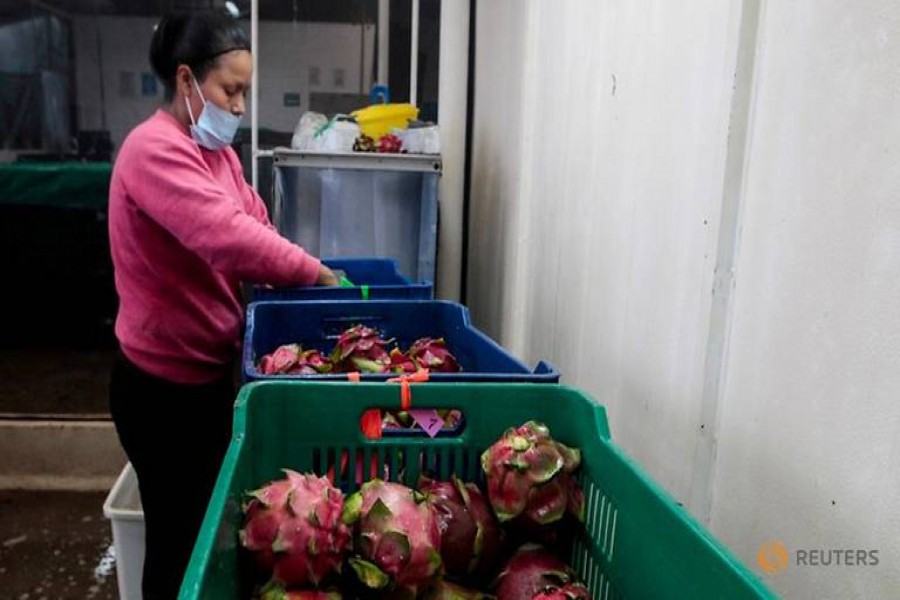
[102,463,144,600]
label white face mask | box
[184,76,242,151]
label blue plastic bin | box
[251,258,433,302]
[242,300,559,384]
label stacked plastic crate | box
[172,254,775,599]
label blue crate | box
[250,258,433,302]
[242,299,559,384]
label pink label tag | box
[409,409,444,438]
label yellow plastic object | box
[351,103,419,139]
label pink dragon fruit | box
[330,325,392,373]
[240,471,350,587]
[407,338,461,373]
[381,409,462,433]
[389,348,418,374]
[423,580,493,600]
[259,343,303,374]
[377,133,403,153]
[286,349,332,375]
[480,422,585,531]
[258,345,333,375]
[493,544,591,600]
[258,582,342,600]
[532,585,592,600]
[418,474,501,582]
[341,479,443,595]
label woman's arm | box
[230,153,338,286]
[124,134,320,286]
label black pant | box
[109,350,236,600]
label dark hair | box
[150,11,251,100]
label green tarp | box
[0,162,111,211]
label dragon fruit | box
[378,133,403,153]
[493,544,591,600]
[382,409,463,434]
[341,479,443,595]
[259,343,302,374]
[287,349,332,375]
[423,580,493,600]
[258,346,333,375]
[407,338,461,372]
[381,410,413,431]
[239,471,350,587]
[330,325,392,373]
[438,409,463,430]
[389,348,418,374]
[418,474,501,582]
[533,585,592,600]
[258,582,342,600]
[480,422,585,531]
[256,330,465,377]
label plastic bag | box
[291,111,328,150]
[309,115,360,153]
[396,125,440,155]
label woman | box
[107,12,336,598]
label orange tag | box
[347,371,381,439]
[361,408,383,439]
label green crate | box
[179,382,775,599]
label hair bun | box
[149,15,184,83]
[148,11,250,99]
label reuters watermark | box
[758,541,879,574]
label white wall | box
[468,0,900,597]
[470,0,741,504]
[710,1,900,598]
[466,1,531,342]
[253,21,375,133]
[73,16,374,151]
[74,17,161,152]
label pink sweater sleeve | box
[124,130,320,287]
[221,147,275,230]
[247,186,276,231]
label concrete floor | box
[0,344,124,598]
[0,490,119,599]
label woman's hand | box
[316,264,340,286]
